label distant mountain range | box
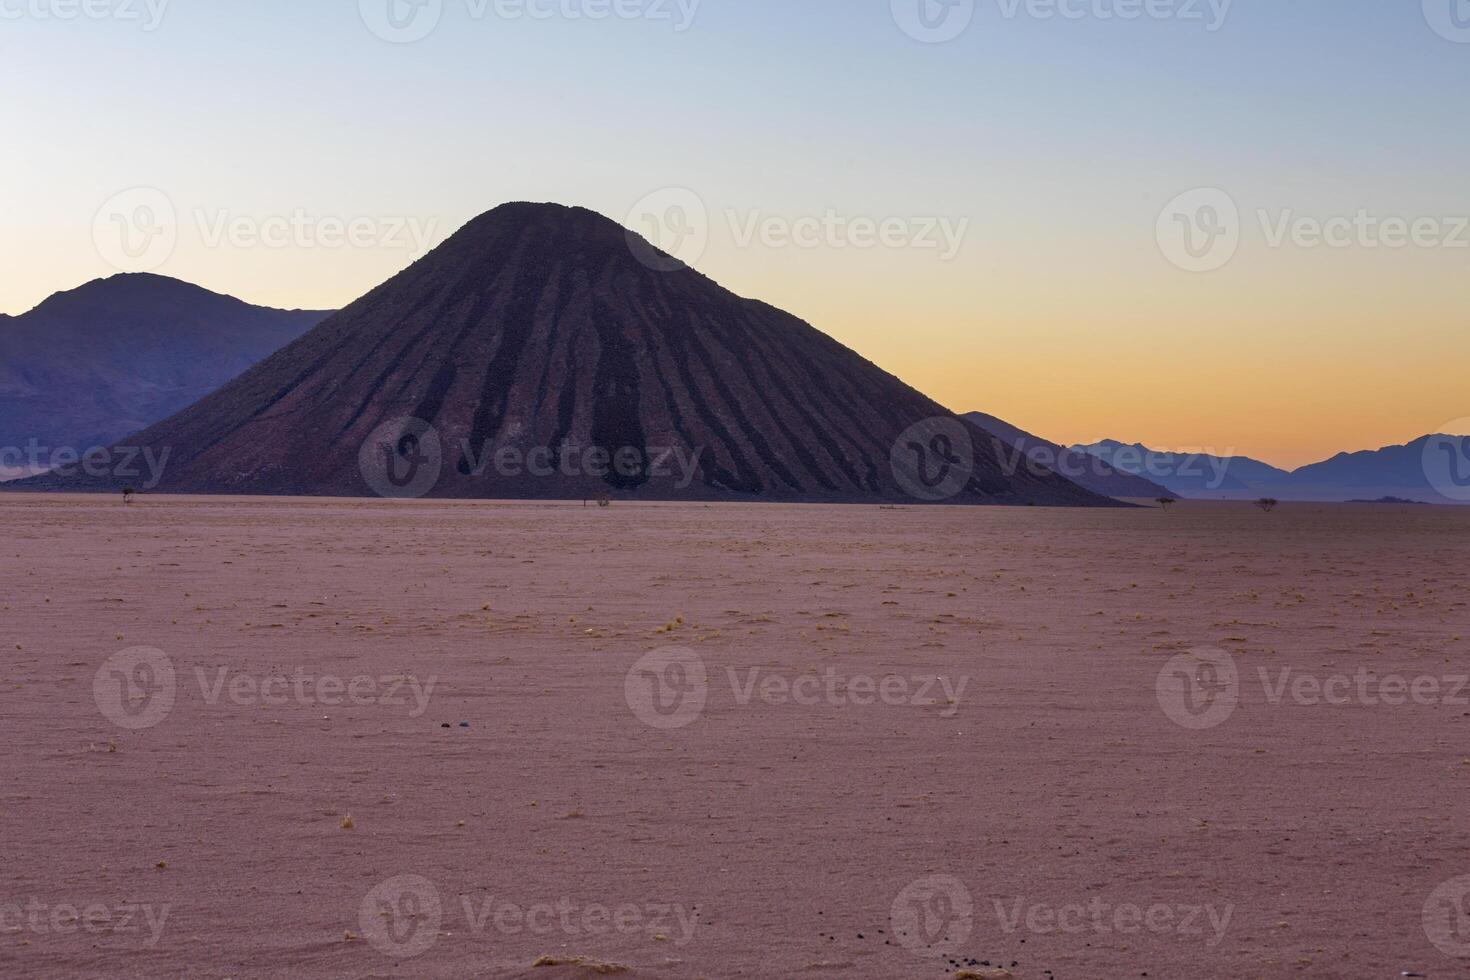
[1261,435,1470,503]
[956,415,1470,505]
[0,274,329,478]
[964,413,1174,499]
[1071,439,1288,496]
[1066,436,1469,504]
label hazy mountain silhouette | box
[16,204,1117,505]
[1069,434,1470,503]
[1071,439,1287,497]
[1278,436,1443,487]
[964,412,1176,499]
[0,274,328,475]
[1264,434,1470,503]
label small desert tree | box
[1255,497,1278,513]
[1156,497,1176,511]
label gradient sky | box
[3,0,1467,468]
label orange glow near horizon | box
[4,212,1466,472]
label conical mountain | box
[19,203,1114,505]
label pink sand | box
[2,495,1468,978]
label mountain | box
[1071,439,1289,497]
[1266,434,1470,503]
[1069,434,1470,504]
[963,412,1177,499]
[13,203,1117,505]
[0,274,329,477]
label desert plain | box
[2,494,1468,979]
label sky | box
[2,0,1467,469]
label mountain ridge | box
[963,412,1177,499]
[0,274,330,475]
[1071,434,1470,503]
[1072,438,1287,495]
[13,203,1117,506]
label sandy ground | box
[2,494,1468,980]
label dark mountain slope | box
[0,274,328,465]
[19,204,1117,506]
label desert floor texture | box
[2,495,1468,979]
